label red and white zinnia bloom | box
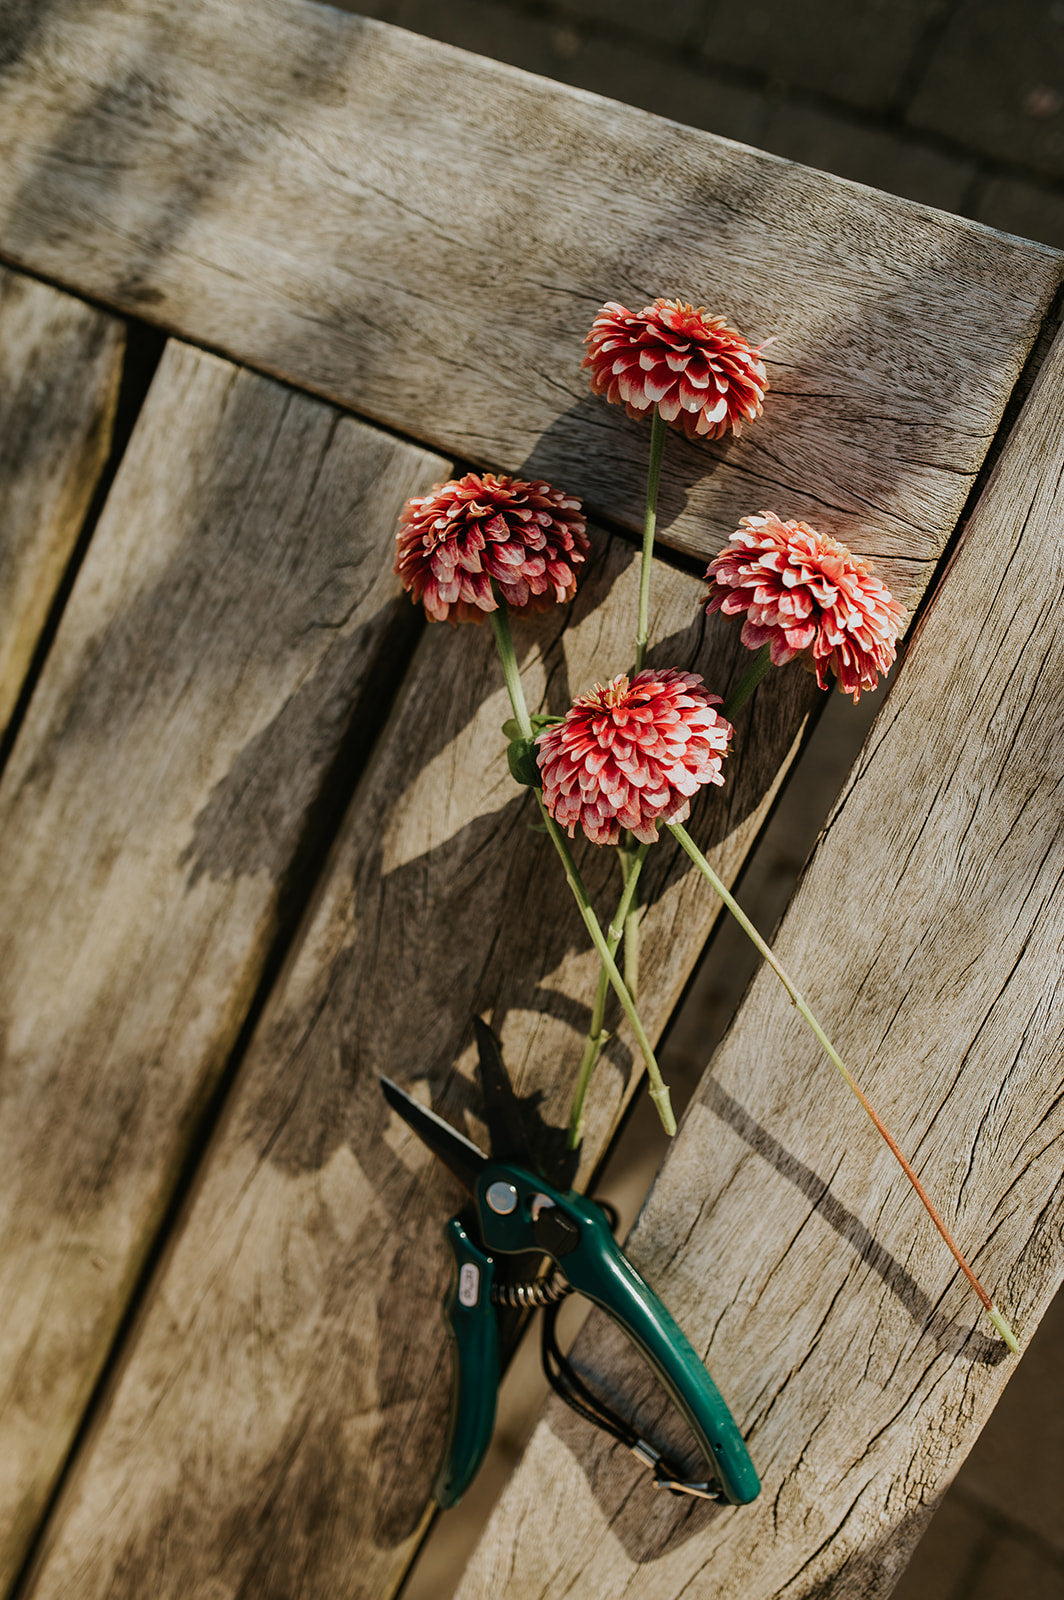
[395,473,589,624]
[583,298,769,441]
[705,512,906,701]
[536,670,732,846]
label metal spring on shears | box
[491,1271,572,1309]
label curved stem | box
[487,603,675,1137]
[568,841,652,1148]
[491,603,533,740]
[634,410,668,675]
[623,888,641,998]
[541,804,674,1135]
[666,819,1019,1353]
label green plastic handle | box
[475,1164,760,1506]
[433,1216,499,1509]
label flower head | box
[395,473,589,624]
[536,670,732,846]
[582,298,768,442]
[705,512,906,700]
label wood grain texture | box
[0,265,123,740]
[0,339,447,1590]
[451,333,1064,1598]
[18,529,840,1600]
[0,0,1058,585]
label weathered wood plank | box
[16,524,838,1598]
[0,339,448,1590]
[0,0,1057,581]
[0,266,123,741]
[450,332,1064,1597]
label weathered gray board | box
[0,339,447,1590]
[0,0,1058,577]
[17,521,844,1599]
[1,5,1060,1595]
[0,267,124,740]
[449,336,1064,1598]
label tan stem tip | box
[649,1083,677,1137]
[988,1303,1020,1354]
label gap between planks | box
[0,338,448,1594]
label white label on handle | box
[458,1262,480,1307]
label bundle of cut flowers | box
[393,295,1017,1354]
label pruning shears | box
[380,1020,760,1509]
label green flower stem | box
[491,603,534,741]
[622,862,642,998]
[489,601,676,1138]
[568,840,652,1149]
[667,819,1019,1355]
[634,410,668,675]
[723,643,774,722]
[540,805,674,1136]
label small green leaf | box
[503,713,560,741]
[507,736,541,787]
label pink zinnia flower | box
[395,473,589,624]
[705,512,906,701]
[536,670,732,846]
[582,298,769,441]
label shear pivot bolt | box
[486,1181,519,1215]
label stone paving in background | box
[341,0,1064,246]
[320,2,1064,1594]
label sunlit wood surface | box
[0,1,1061,1596]
[453,317,1064,1600]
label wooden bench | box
[0,3,1061,1595]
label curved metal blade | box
[379,1076,489,1194]
[473,1018,579,1190]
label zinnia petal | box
[704,512,906,701]
[395,473,589,625]
[537,670,732,846]
[583,298,769,443]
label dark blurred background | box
[315,4,1064,1595]
[335,0,1064,248]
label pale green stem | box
[618,410,664,1026]
[723,643,774,721]
[666,819,1019,1354]
[490,603,533,741]
[623,878,641,996]
[568,841,652,1149]
[541,805,674,1135]
[489,603,676,1138]
[634,410,668,675]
